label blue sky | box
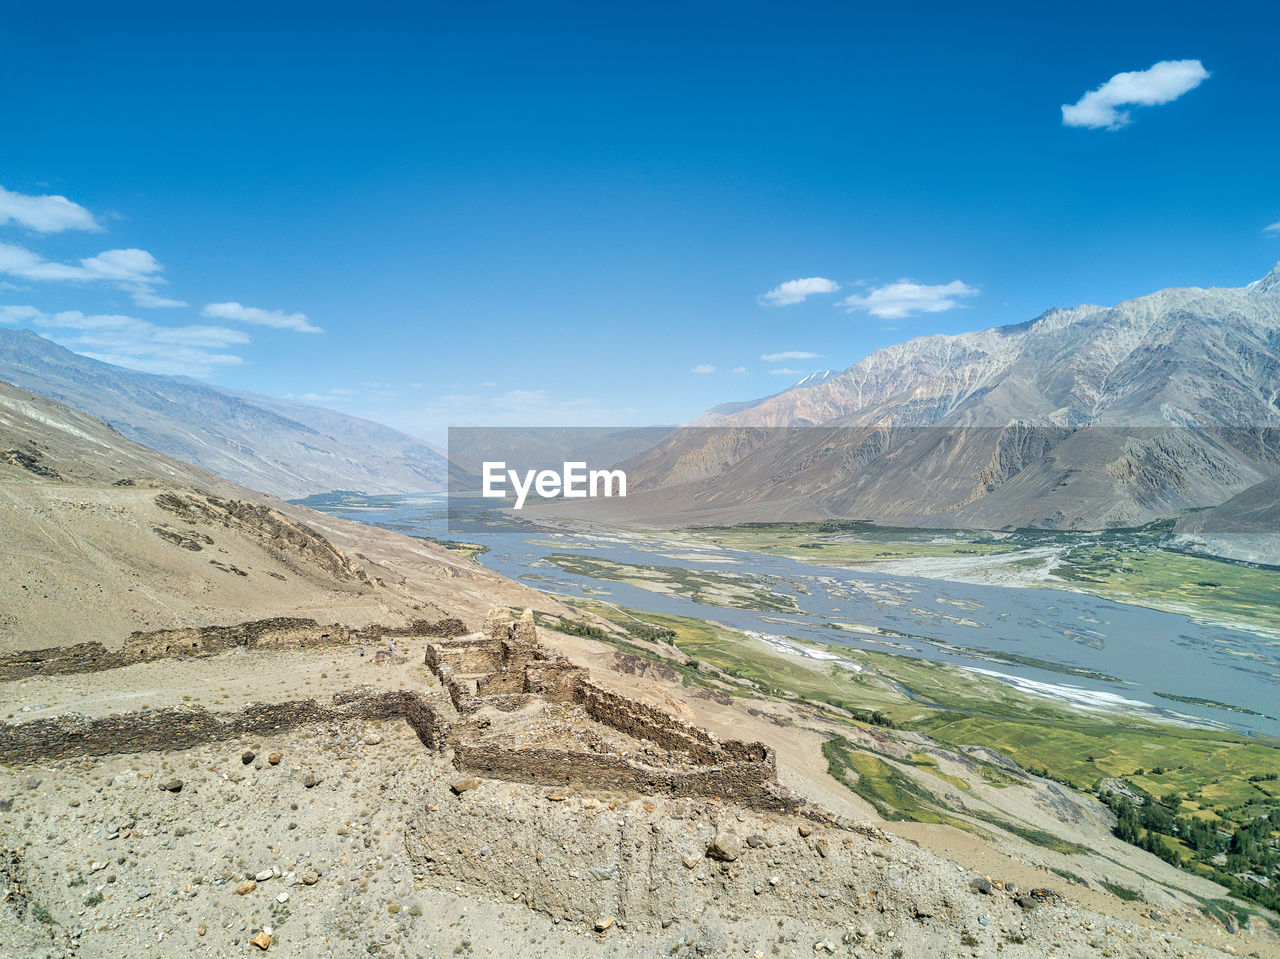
[2,1,1278,441]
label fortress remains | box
[0,608,795,811]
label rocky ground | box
[3,636,1276,958]
[5,712,1271,959]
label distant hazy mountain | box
[619,264,1280,530]
[0,328,446,499]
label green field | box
[680,520,1280,638]
[540,598,1279,915]
[1056,540,1280,637]
[541,553,800,612]
[688,520,1022,564]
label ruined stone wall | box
[434,664,477,713]
[121,617,330,663]
[373,618,467,639]
[0,617,468,682]
[522,663,587,702]
[573,680,721,762]
[424,638,507,676]
[473,693,538,713]
[0,688,450,765]
[475,670,525,696]
[451,743,791,811]
[0,642,119,680]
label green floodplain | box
[541,552,803,613]
[535,597,1280,921]
[680,519,1280,639]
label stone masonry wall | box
[475,670,525,697]
[574,680,721,761]
[451,743,792,811]
[424,639,507,676]
[521,663,587,702]
[0,688,451,765]
[0,617,469,682]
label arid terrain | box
[2,383,1277,958]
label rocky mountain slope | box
[1170,473,1280,565]
[0,381,548,651]
[0,328,446,499]
[691,370,837,424]
[619,265,1280,529]
[699,265,1280,431]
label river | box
[308,494,1280,739]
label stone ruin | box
[0,607,797,811]
[426,608,797,811]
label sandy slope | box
[0,381,564,652]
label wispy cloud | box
[758,277,840,307]
[690,364,715,374]
[295,388,364,404]
[0,242,183,309]
[840,279,978,319]
[387,388,638,443]
[761,350,820,362]
[1062,59,1209,131]
[0,242,163,284]
[0,305,40,324]
[129,288,188,308]
[0,304,248,376]
[768,367,803,375]
[201,301,322,334]
[0,185,100,233]
[1264,221,1280,236]
[731,366,747,374]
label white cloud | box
[758,276,840,306]
[840,279,978,319]
[761,350,820,362]
[1264,221,1280,236]
[201,301,322,334]
[690,364,716,374]
[1062,59,1209,131]
[0,243,164,284]
[493,389,554,409]
[77,248,164,282]
[0,185,100,233]
[0,304,247,376]
[0,190,184,308]
[0,242,181,308]
[129,287,187,308]
[387,388,634,442]
[768,368,803,375]
[731,366,747,374]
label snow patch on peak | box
[792,370,834,389]
[1247,262,1280,294]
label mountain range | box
[0,328,447,499]
[5,265,1280,534]
[610,264,1280,531]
